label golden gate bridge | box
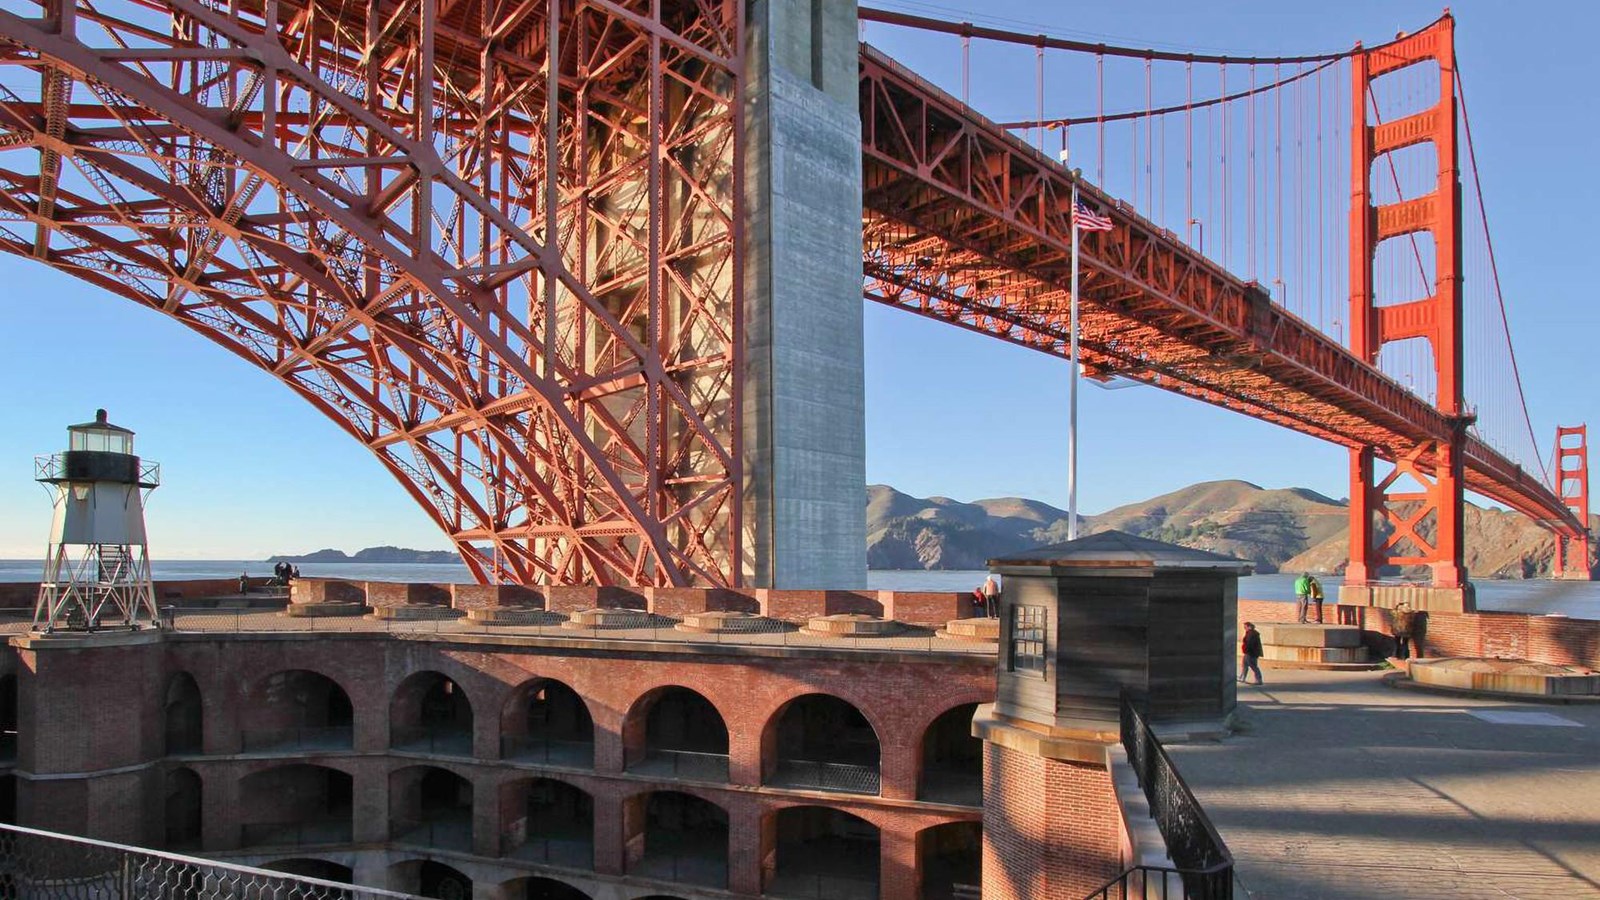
[0,0,1585,596]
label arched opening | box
[500,777,593,868]
[237,764,353,848]
[163,767,202,850]
[391,672,473,756]
[391,860,472,900]
[624,791,728,889]
[0,774,16,825]
[764,694,880,795]
[389,766,472,851]
[0,673,16,762]
[918,703,981,805]
[265,859,354,882]
[917,821,981,899]
[163,672,203,755]
[625,687,728,782]
[765,807,879,899]
[503,876,592,900]
[242,670,354,752]
[500,678,593,767]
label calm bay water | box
[2,559,1597,620]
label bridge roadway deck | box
[1168,669,1600,900]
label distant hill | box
[267,546,459,564]
[866,480,1598,578]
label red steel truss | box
[857,41,1588,572]
[0,0,744,586]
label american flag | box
[1071,199,1114,232]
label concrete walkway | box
[1166,669,1600,900]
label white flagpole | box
[1068,177,1081,541]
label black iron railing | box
[768,759,881,795]
[1086,697,1233,900]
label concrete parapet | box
[290,578,365,605]
[368,605,463,621]
[880,591,973,626]
[450,583,542,611]
[1339,582,1476,613]
[364,581,449,608]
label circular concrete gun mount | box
[283,602,366,618]
[560,608,675,630]
[937,617,1000,643]
[1257,623,1382,670]
[799,613,904,638]
[464,607,566,626]
[674,610,788,634]
[367,605,463,621]
[1407,657,1600,699]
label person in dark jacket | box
[1239,622,1264,686]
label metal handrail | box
[240,724,354,753]
[1104,696,1234,900]
[1082,863,1233,900]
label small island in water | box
[267,545,460,564]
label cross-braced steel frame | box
[0,0,744,586]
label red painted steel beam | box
[0,0,745,587]
[856,44,1586,546]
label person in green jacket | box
[1294,573,1312,623]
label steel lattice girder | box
[856,45,1584,543]
[0,0,744,586]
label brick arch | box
[758,692,883,793]
[760,803,881,898]
[500,676,595,766]
[498,873,594,899]
[161,671,204,756]
[620,684,730,773]
[908,692,995,738]
[389,669,475,751]
[244,667,357,710]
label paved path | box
[1167,669,1600,900]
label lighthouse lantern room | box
[33,409,161,632]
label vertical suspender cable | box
[1221,62,1229,269]
[1096,52,1105,185]
[1247,65,1255,279]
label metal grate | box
[0,822,422,900]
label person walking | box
[980,575,1001,618]
[1308,574,1326,624]
[1239,622,1264,686]
[1392,603,1414,660]
[1293,572,1313,623]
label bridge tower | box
[1553,425,1592,579]
[1346,15,1469,597]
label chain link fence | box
[0,822,421,900]
[0,606,998,656]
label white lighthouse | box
[34,409,161,632]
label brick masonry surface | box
[3,630,1005,899]
[1237,598,1600,667]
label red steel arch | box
[0,0,744,587]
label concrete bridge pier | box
[741,0,868,589]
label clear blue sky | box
[1,0,1594,559]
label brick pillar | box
[472,775,499,857]
[878,739,917,801]
[593,785,626,876]
[978,736,1124,900]
[879,821,919,900]
[202,764,239,851]
[351,763,388,844]
[727,798,764,895]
